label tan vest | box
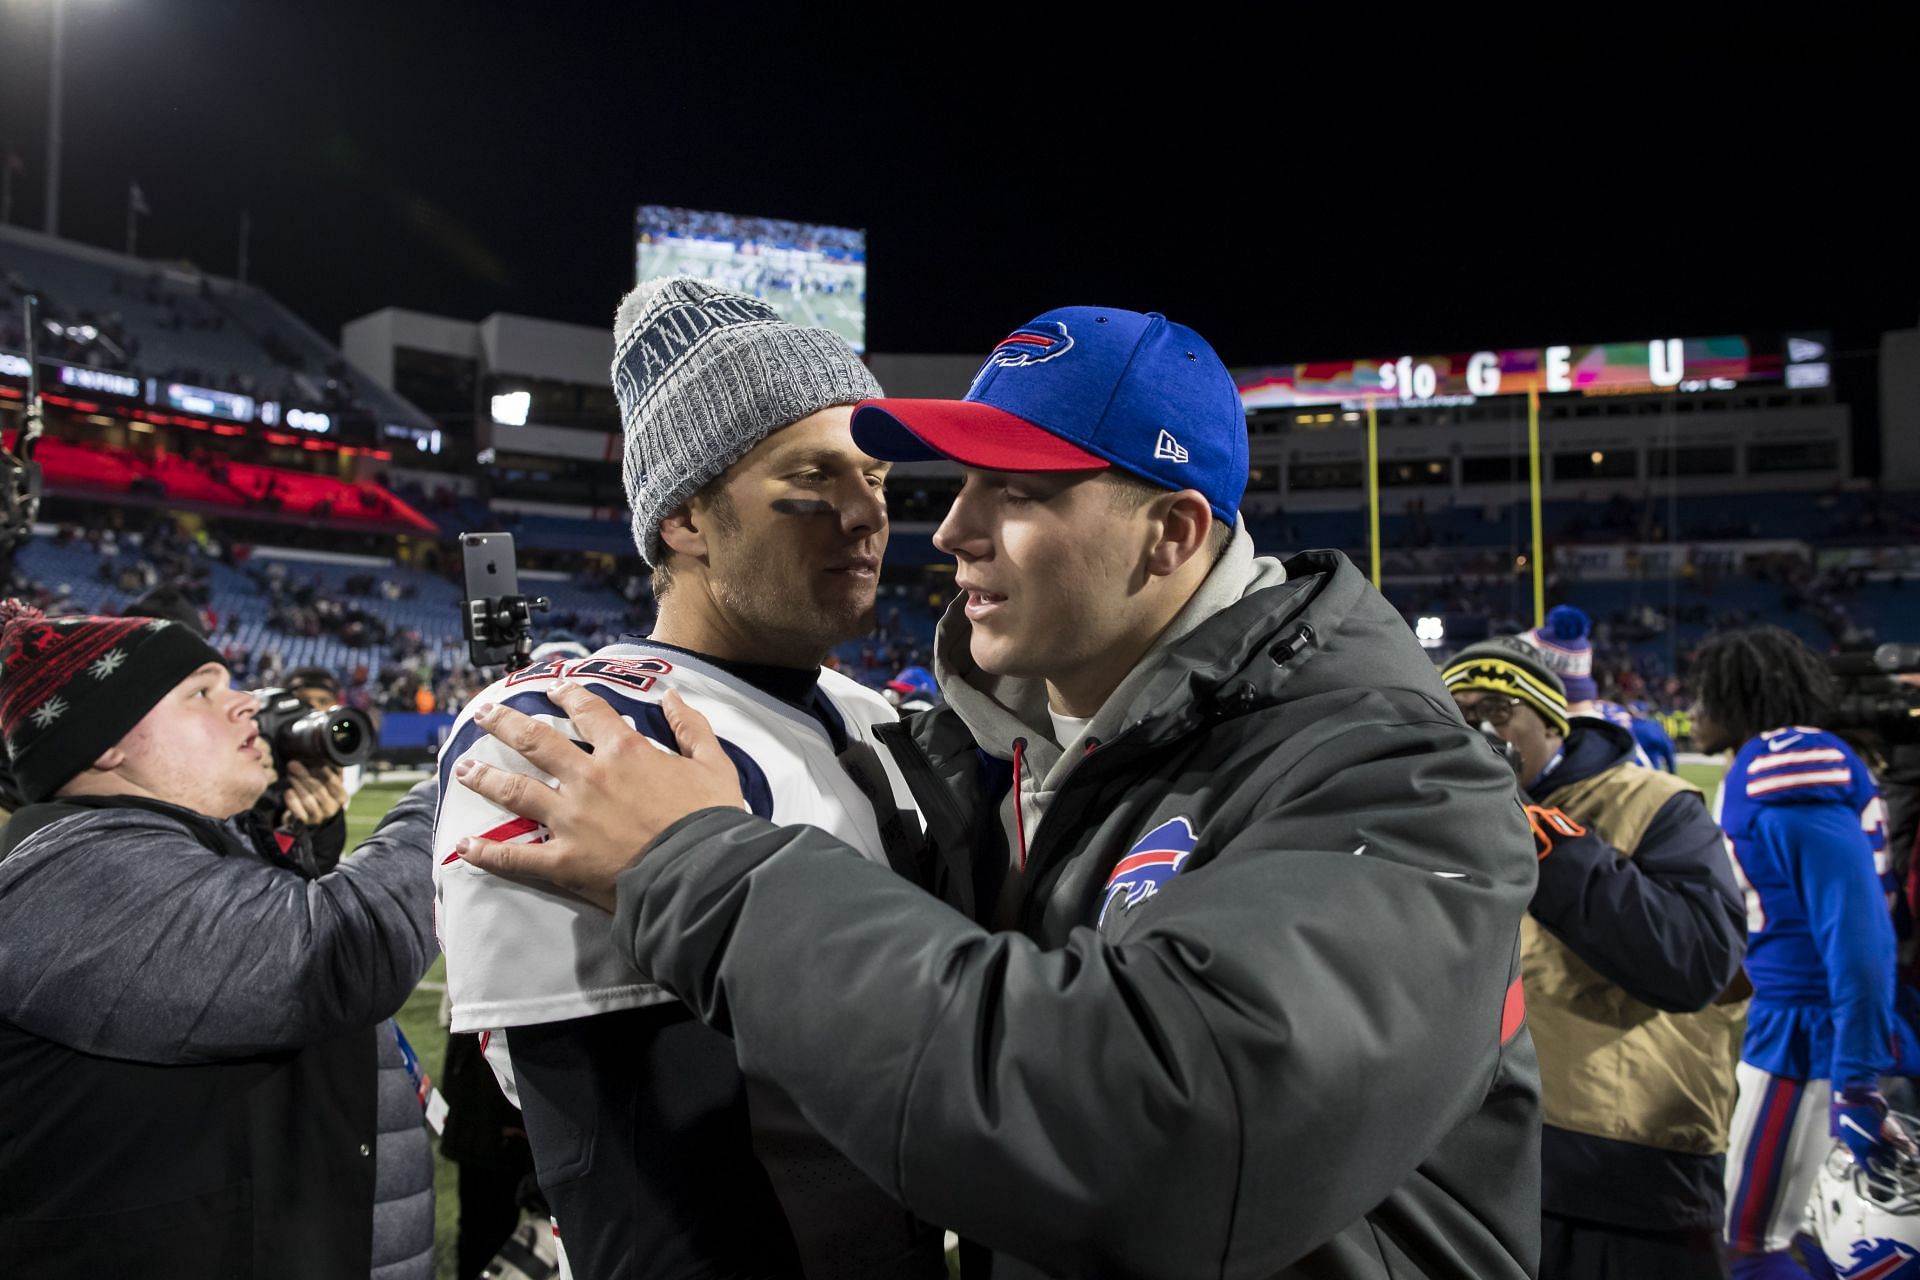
[1523,761,1751,1154]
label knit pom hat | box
[0,600,226,803]
[1524,605,1598,702]
[611,275,882,565]
[1442,634,1572,737]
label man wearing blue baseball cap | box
[884,664,939,713]
[450,305,1544,1278]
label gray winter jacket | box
[0,780,440,1279]
[607,545,1541,1280]
[372,1020,436,1280]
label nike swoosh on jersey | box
[1767,734,1807,751]
[1839,1114,1880,1142]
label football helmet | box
[1809,1122,1920,1279]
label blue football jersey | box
[1714,726,1894,1086]
[1586,701,1655,770]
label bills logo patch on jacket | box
[1098,816,1198,927]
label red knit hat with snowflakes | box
[0,599,226,803]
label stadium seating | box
[10,538,636,685]
[1225,492,1920,563]
[5,434,438,533]
[1,228,432,431]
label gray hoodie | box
[935,527,1284,923]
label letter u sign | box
[1649,338,1684,388]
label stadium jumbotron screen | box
[635,206,867,353]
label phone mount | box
[463,593,550,671]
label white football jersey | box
[432,642,919,1052]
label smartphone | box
[462,532,519,601]
[461,532,521,669]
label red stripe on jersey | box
[443,815,542,863]
[478,816,542,842]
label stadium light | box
[491,390,530,426]
[1415,616,1445,649]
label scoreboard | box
[1238,333,1832,412]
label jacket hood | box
[931,527,1436,795]
[1531,717,1638,800]
[933,523,1280,782]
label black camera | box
[252,688,375,769]
[1827,645,1920,747]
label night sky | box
[0,6,1910,367]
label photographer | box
[0,602,438,1279]
[248,667,356,877]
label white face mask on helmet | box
[1809,1125,1920,1279]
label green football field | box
[1678,758,1726,806]
[366,756,1730,1278]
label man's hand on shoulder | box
[451,681,746,912]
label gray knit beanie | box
[612,276,882,565]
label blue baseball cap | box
[885,665,937,698]
[850,306,1249,523]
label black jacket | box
[608,548,1543,1279]
[0,782,438,1279]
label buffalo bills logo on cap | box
[969,321,1075,393]
[1098,816,1199,927]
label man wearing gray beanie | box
[435,276,943,1279]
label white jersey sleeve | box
[433,674,680,1033]
[433,646,920,1040]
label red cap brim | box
[851,399,1110,472]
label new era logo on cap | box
[849,306,1249,523]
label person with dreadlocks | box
[1696,626,1915,1279]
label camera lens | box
[270,705,375,768]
